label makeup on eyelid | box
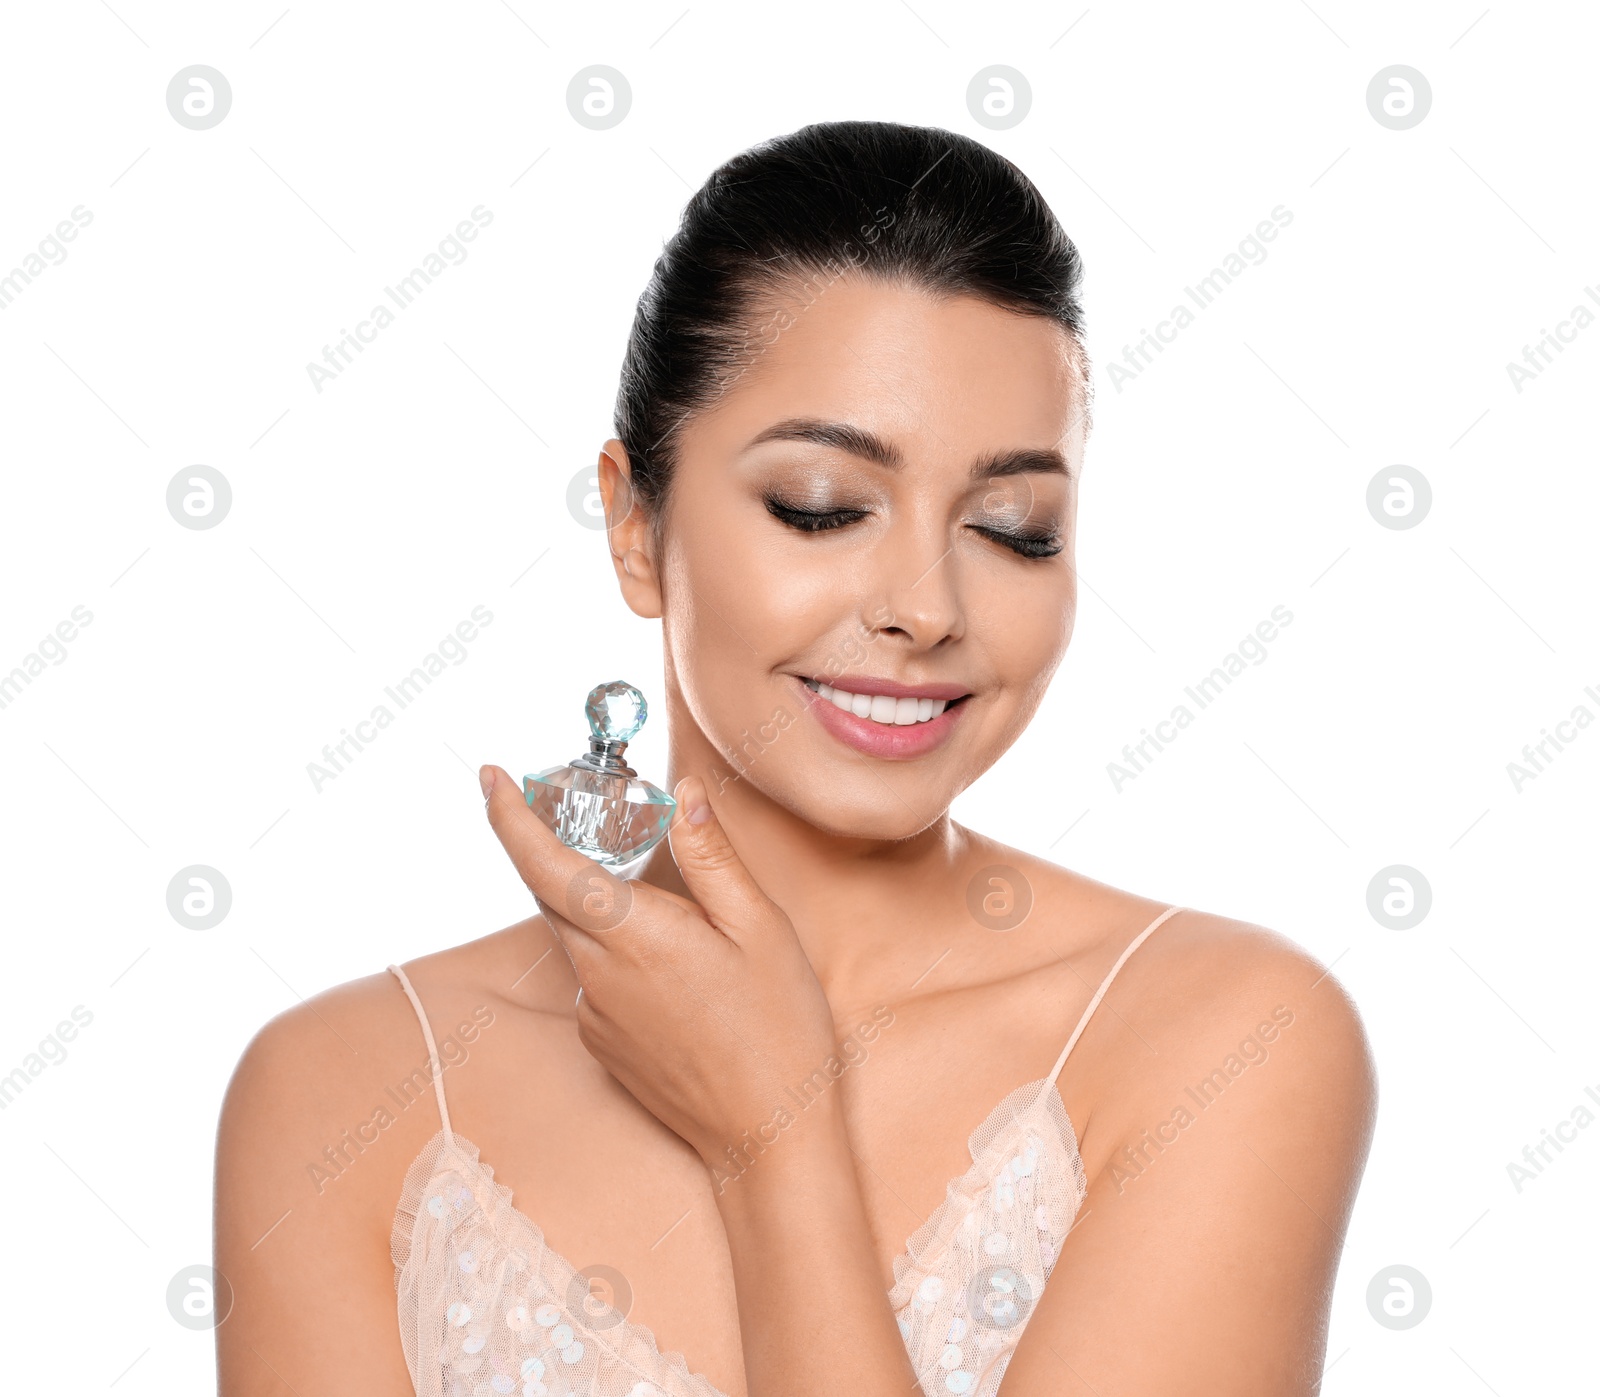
[761,490,1064,556]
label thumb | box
[667,775,770,936]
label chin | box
[744,764,955,842]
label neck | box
[633,695,972,1000]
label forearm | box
[711,1094,922,1396]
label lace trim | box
[886,1077,1087,1312]
[392,1129,728,1397]
[390,1081,1087,1397]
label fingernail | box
[678,776,711,824]
[479,766,496,799]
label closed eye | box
[764,497,870,532]
[765,495,1062,558]
[970,524,1063,559]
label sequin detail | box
[392,1078,1086,1397]
[387,909,1186,1397]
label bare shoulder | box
[1118,900,1361,1098]
[221,967,424,1146]
[1110,901,1377,1118]
[1126,902,1370,1046]
[998,870,1380,1393]
[975,846,1371,1138]
[217,917,568,1218]
[214,918,564,1394]
[953,835,1376,1161]
[954,834,1371,1091]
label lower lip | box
[790,676,969,760]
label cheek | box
[973,562,1076,684]
[659,511,839,722]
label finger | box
[538,869,634,945]
[666,774,772,939]
[481,764,634,936]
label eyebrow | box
[743,417,1073,481]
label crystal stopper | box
[585,681,648,743]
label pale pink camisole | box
[387,904,1183,1397]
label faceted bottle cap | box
[585,681,648,744]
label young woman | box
[216,120,1376,1397]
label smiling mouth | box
[800,678,972,727]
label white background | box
[1,1,1596,1392]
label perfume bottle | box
[524,681,676,872]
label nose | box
[868,522,964,650]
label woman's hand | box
[478,764,841,1172]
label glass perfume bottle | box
[523,681,676,872]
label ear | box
[598,438,663,619]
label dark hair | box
[613,120,1090,522]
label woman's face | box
[608,274,1086,840]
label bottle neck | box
[574,736,637,777]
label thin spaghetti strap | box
[387,964,454,1138]
[1045,906,1184,1086]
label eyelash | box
[763,496,1062,559]
[764,499,868,533]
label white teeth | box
[812,681,953,726]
